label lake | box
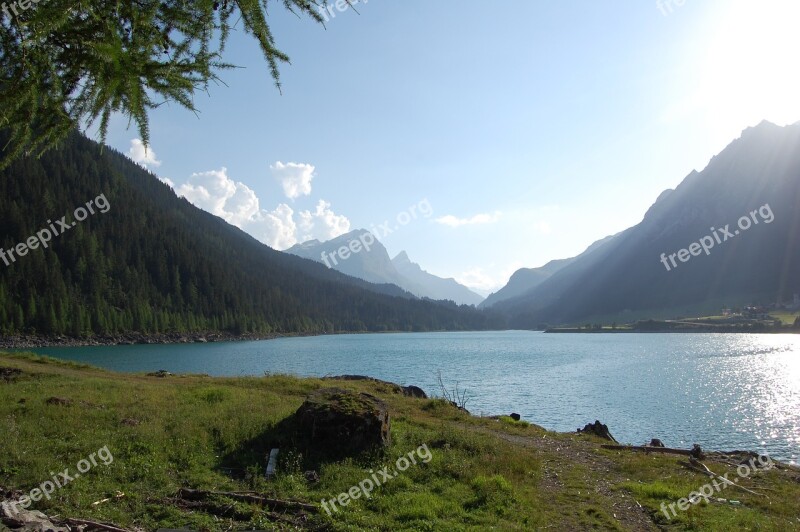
[21,331,800,463]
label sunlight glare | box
[698,1,800,132]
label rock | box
[45,396,72,406]
[326,375,427,399]
[577,420,618,442]
[295,387,390,456]
[402,385,427,399]
[649,438,665,447]
[0,500,69,532]
[0,367,22,383]
[146,369,173,378]
[691,444,704,459]
[510,413,521,421]
[448,401,470,414]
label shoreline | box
[0,331,308,349]
[0,329,472,349]
[3,326,800,348]
[545,327,800,334]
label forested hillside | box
[0,132,503,337]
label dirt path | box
[468,424,660,531]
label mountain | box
[0,131,504,337]
[287,230,409,288]
[480,235,619,309]
[392,251,484,306]
[479,261,568,310]
[286,233,484,306]
[479,235,617,309]
[495,120,800,327]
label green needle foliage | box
[0,0,325,169]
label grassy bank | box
[1,353,798,531]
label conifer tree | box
[0,0,325,168]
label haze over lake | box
[29,331,800,464]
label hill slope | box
[2,352,798,531]
[0,132,502,337]
[497,121,800,327]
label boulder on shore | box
[577,420,618,442]
[295,388,390,457]
[326,375,428,399]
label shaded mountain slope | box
[497,121,800,327]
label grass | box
[770,311,800,326]
[1,352,799,531]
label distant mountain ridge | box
[492,120,800,326]
[392,251,484,306]
[479,235,617,309]
[286,231,484,306]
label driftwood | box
[177,488,318,513]
[680,459,767,498]
[91,491,125,507]
[177,499,308,527]
[601,444,702,457]
[65,518,132,532]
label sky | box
[101,0,800,295]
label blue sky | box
[103,0,800,294]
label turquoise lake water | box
[23,331,800,463]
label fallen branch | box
[601,445,701,457]
[91,491,125,507]
[678,460,766,498]
[64,518,132,532]
[177,488,318,513]
[176,499,307,527]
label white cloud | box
[173,166,349,251]
[435,212,501,228]
[298,200,351,242]
[271,161,315,199]
[250,204,298,250]
[176,167,260,227]
[128,139,162,168]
